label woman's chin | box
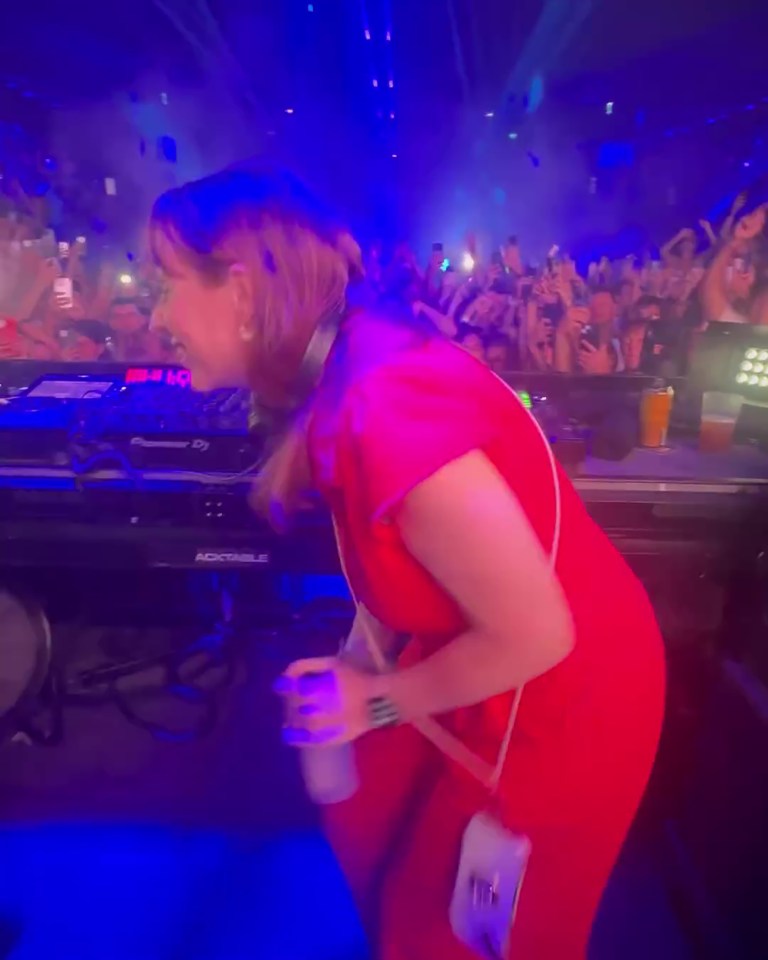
[184,360,213,392]
[184,353,246,393]
[189,370,215,392]
[187,364,234,393]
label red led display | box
[125,367,191,387]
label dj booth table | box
[0,441,766,572]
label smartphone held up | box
[53,277,74,311]
[579,323,601,350]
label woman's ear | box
[228,263,257,341]
[228,262,253,316]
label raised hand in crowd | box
[560,254,579,282]
[392,242,420,274]
[64,236,86,280]
[412,299,457,339]
[553,270,574,308]
[698,219,718,248]
[733,205,767,247]
[501,236,523,276]
[661,227,698,273]
[699,205,765,326]
[577,340,616,375]
[524,299,554,371]
[720,191,748,240]
[463,291,505,328]
[90,262,119,318]
[11,247,60,322]
[554,304,588,373]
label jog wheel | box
[0,590,51,737]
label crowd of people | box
[362,189,768,380]
[0,230,171,364]
[0,129,171,365]
[1,134,767,375]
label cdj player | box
[0,374,123,467]
[0,371,262,473]
[96,377,259,472]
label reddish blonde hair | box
[150,166,362,524]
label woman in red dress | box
[150,167,666,959]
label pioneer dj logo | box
[130,437,211,452]
[194,549,269,566]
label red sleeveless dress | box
[308,317,665,959]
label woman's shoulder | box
[344,316,493,402]
[339,329,516,456]
[314,310,515,452]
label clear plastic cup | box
[300,744,359,805]
[639,384,674,448]
[699,392,744,453]
[283,669,360,805]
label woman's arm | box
[370,450,573,719]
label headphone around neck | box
[248,304,345,440]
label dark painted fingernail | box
[282,726,311,745]
[298,671,333,696]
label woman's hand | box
[275,657,376,747]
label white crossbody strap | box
[335,376,561,795]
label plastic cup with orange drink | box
[639,381,674,448]
[699,392,744,453]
